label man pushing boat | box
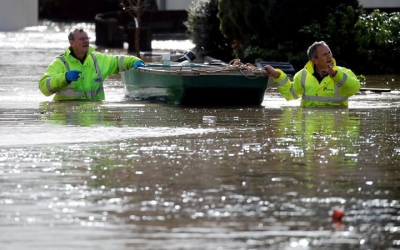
[39,28,145,101]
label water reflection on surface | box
[0,22,400,250]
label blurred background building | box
[0,0,38,31]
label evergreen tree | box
[185,0,232,62]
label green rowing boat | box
[122,61,269,106]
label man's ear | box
[311,57,318,64]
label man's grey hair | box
[307,41,328,60]
[68,28,84,40]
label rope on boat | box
[227,59,259,71]
[227,59,265,79]
[180,59,268,79]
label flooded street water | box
[1,22,400,250]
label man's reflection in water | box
[274,107,361,168]
[39,101,125,127]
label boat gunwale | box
[133,65,270,78]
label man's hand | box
[263,65,281,78]
[66,70,82,82]
[321,64,337,77]
[133,61,145,69]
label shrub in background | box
[187,0,399,74]
[354,10,400,74]
[217,0,362,71]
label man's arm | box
[264,65,302,101]
[332,67,361,96]
[38,60,69,96]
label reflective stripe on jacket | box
[273,59,360,107]
[39,46,143,101]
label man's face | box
[312,44,333,70]
[69,30,90,54]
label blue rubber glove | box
[133,61,145,69]
[66,70,82,82]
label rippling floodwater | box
[1,22,400,250]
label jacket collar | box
[304,58,337,73]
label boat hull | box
[122,64,269,106]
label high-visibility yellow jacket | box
[273,59,360,107]
[39,46,142,101]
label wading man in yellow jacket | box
[264,41,360,107]
[39,28,145,101]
